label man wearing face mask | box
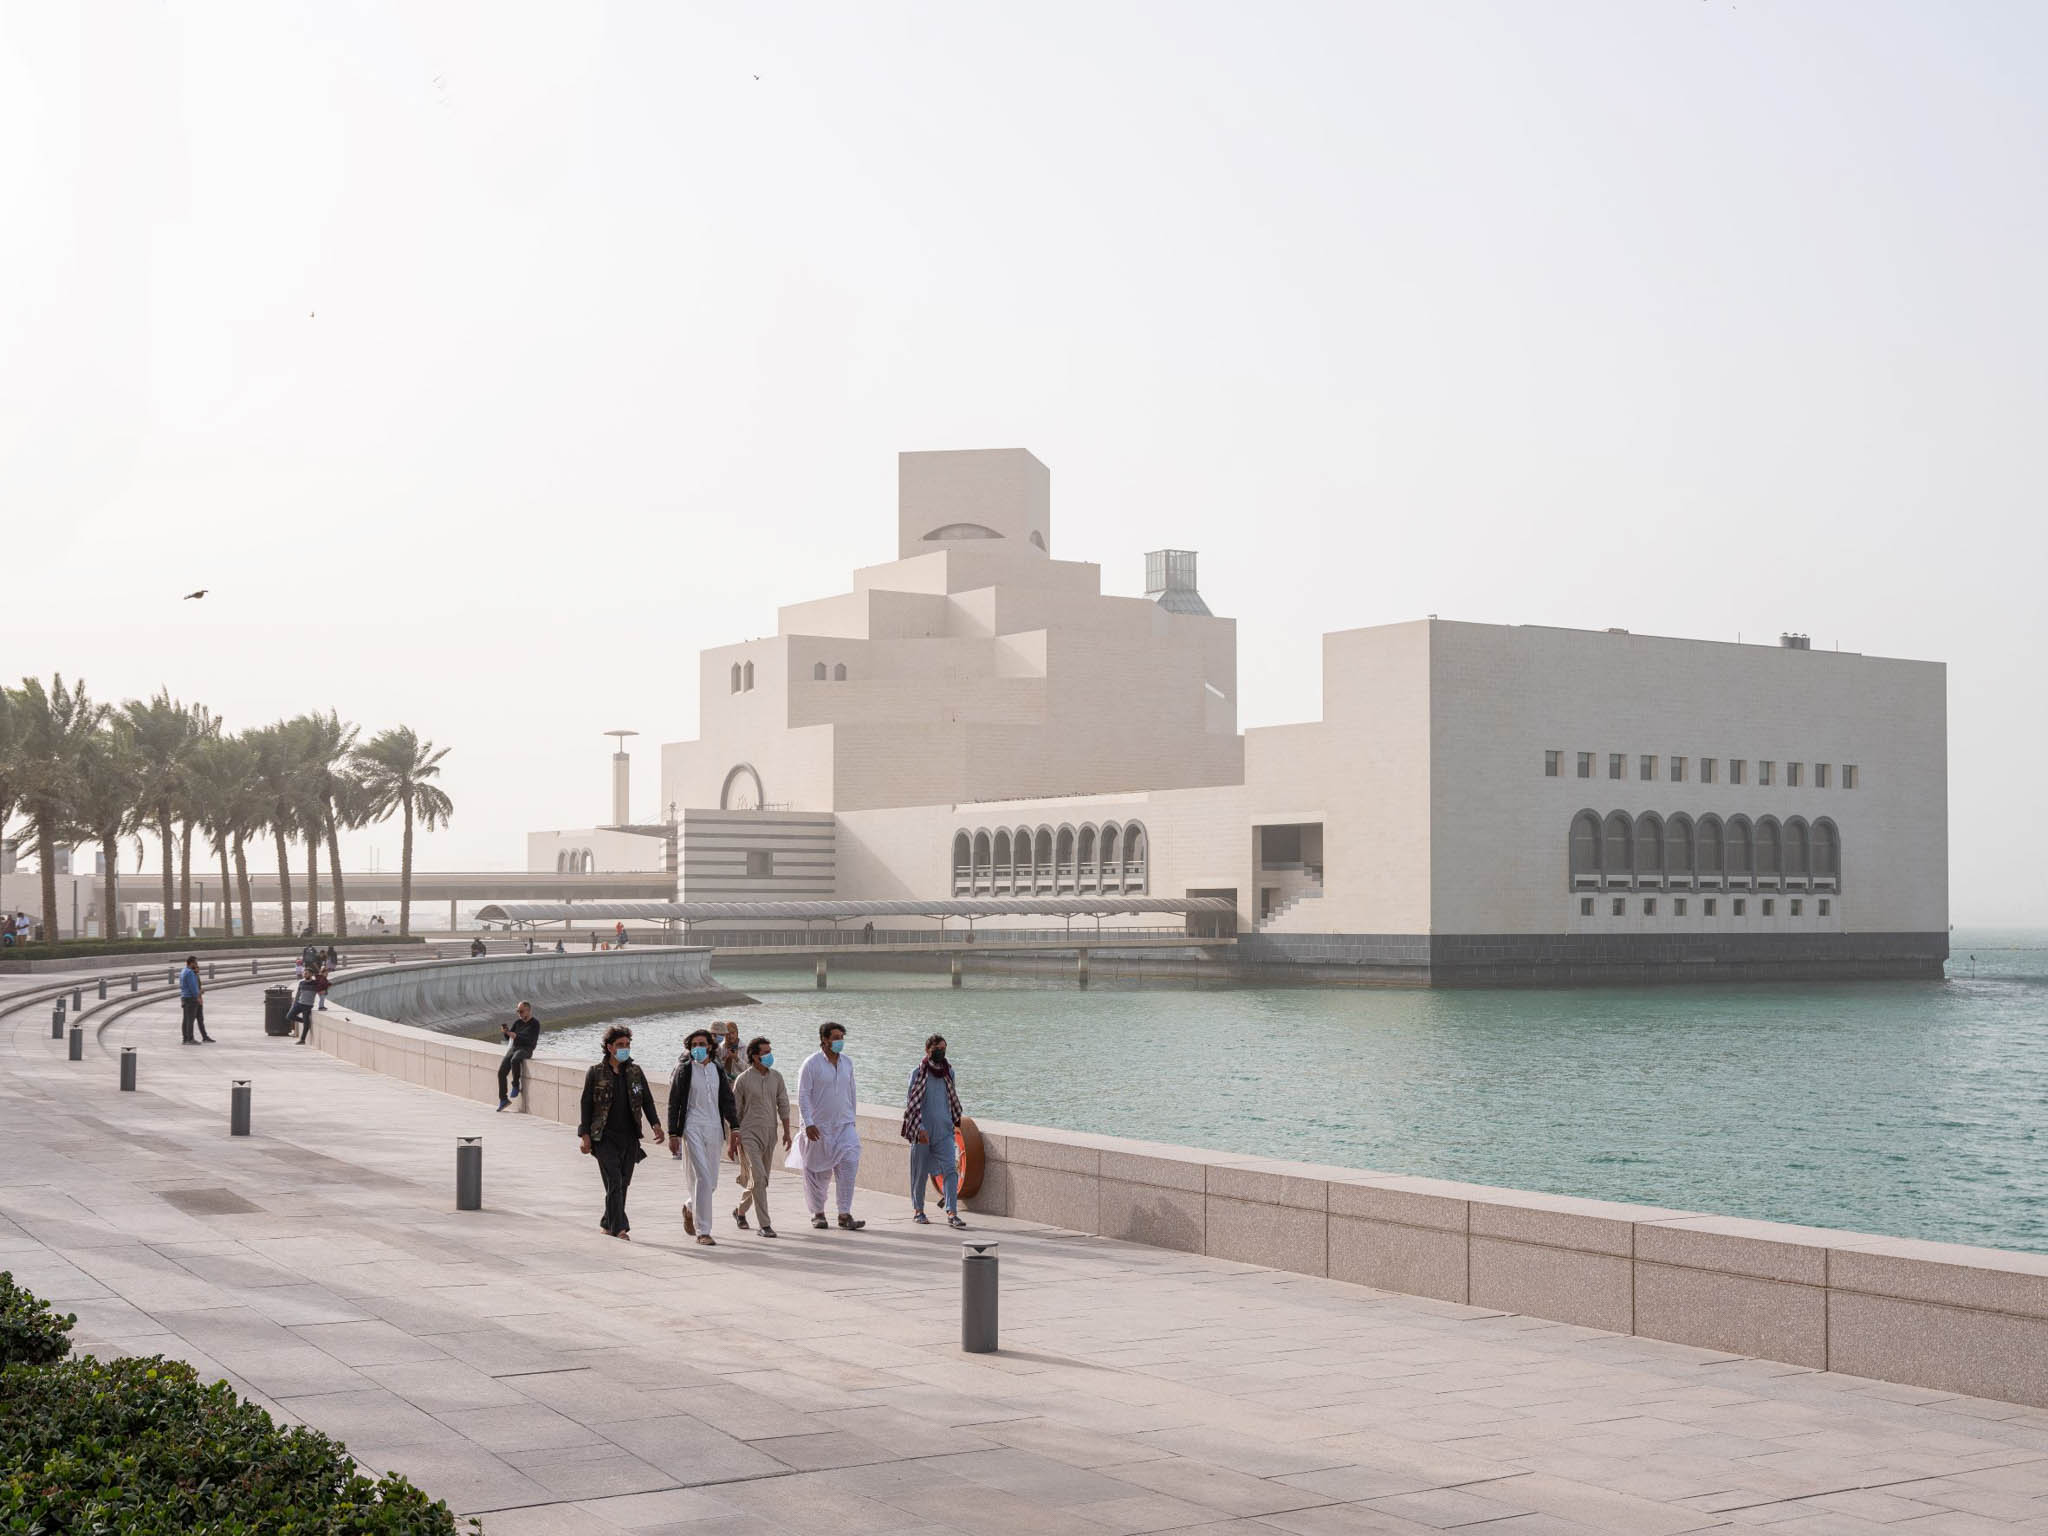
[731,1035,792,1237]
[902,1034,968,1229]
[577,1025,664,1240]
[667,1027,740,1247]
[797,1022,864,1230]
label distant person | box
[469,937,487,958]
[903,1033,967,1228]
[667,1028,740,1247]
[589,932,599,951]
[497,1000,541,1110]
[716,1020,743,1077]
[578,1024,663,1239]
[523,936,535,954]
[288,969,320,1042]
[863,920,874,945]
[300,942,319,970]
[323,943,339,969]
[554,938,565,954]
[614,920,627,948]
[798,1022,863,1230]
[731,1035,791,1238]
[312,964,331,1011]
[178,956,214,1044]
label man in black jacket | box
[667,1027,740,1247]
[578,1026,663,1239]
[497,1000,541,1110]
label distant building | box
[536,448,1947,984]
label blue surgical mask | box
[613,1046,631,1063]
[690,1045,707,1062]
[828,1038,844,1054]
[760,1053,774,1067]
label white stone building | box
[543,448,1947,983]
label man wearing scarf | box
[902,1033,968,1229]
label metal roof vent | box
[1780,633,1811,650]
[1145,549,1211,616]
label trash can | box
[263,986,294,1036]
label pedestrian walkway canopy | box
[473,896,1234,927]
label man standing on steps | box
[497,1000,541,1110]
[798,1021,864,1231]
[178,956,214,1044]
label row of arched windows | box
[811,662,849,681]
[1569,810,1841,890]
[728,661,756,694]
[555,847,596,873]
[952,820,1150,896]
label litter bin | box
[263,986,295,1036]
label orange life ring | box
[930,1115,985,1201]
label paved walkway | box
[6,982,2048,1534]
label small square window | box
[1815,763,1831,788]
[1579,897,1594,917]
[1762,898,1775,916]
[745,850,774,878]
[1640,754,1657,780]
[1611,897,1626,917]
[1733,898,1746,916]
[1609,753,1625,780]
[1790,898,1803,916]
[1787,762,1803,787]
[1843,764,1858,789]
[1731,759,1746,785]
[1671,756,1687,783]
[1818,898,1830,916]
[1701,757,1717,784]
[1577,752,1593,779]
[1674,898,1687,916]
[1643,898,1657,916]
[1759,760,1775,786]
[1704,898,1717,917]
[1545,750,1560,778]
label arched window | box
[555,850,567,872]
[581,849,594,874]
[742,661,755,691]
[1570,811,1601,884]
[972,830,991,888]
[1056,826,1076,886]
[813,662,827,680]
[1077,825,1098,888]
[1727,815,1753,876]
[1665,814,1694,878]
[1101,823,1121,881]
[1635,813,1664,879]
[719,763,766,811]
[1755,817,1782,877]
[833,663,847,681]
[1034,827,1053,872]
[952,831,971,883]
[1125,824,1149,891]
[1784,817,1810,878]
[1603,813,1632,881]
[1813,818,1840,882]
[922,522,1003,541]
[730,663,743,694]
[993,830,1012,892]
[1697,815,1724,875]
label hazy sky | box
[4,2,2043,923]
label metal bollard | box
[130,973,139,993]
[120,1047,137,1091]
[455,1137,483,1211]
[71,986,82,1010]
[67,1024,82,1062]
[97,977,107,1000]
[167,968,177,986]
[208,963,216,980]
[51,1004,64,1039]
[251,959,259,976]
[962,1241,999,1353]
[230,1080,251,1136]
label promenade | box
[6,980,2048,1533]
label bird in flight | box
[183,589,208,601]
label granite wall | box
[325,947,746,1034]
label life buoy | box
[930,1115,985,1201]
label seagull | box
[183,589,208,601]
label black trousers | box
[288,1003,313,1040]
[594,1140,642,1234]
[180,998,208,1042]
[498,1044,534,1098]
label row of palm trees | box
[0,676,454,945]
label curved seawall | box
[326,947,748,1034]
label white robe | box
[681,1061,722,1231]
[796,1048,860,1213]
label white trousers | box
[802,1125,862,1215]
[682,1127,720,1232]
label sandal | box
[682,1205,696,1236]
[696,1234,717,1247]
[759,1226,779,1238]
[811,1213,829,1229]
[837,1213,866,1231]
[733,1206,750,1231]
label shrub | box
[0,1353,477,1533]
[0,1271,74,1367]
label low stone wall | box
[312,999,2048,1409]
[325,948,745,1034]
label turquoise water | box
[550,929,2048,1254]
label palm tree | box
[294,711,360,937]
[11,676,107,943]
[179,706,220,935]
[125,691,197,938]
[0,688,18,874]
[65,720,139,940]
[194,733,256,939]
[249,724,302,936]
[352,726,452,939]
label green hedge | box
[1,933,423,962]
[0,1271,74,1367]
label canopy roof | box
[474,896,1231,926]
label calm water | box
[549,929,2048,1254]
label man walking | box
[667,1028,739,1247]
[497,1000,541,1110]
[902,1034,968,1228]
[577,1025,664,1239]
[178,956,214,1044]
[731,1035,792,1237]
[798,1022,863,1230]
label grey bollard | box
[67,1024,83,1061]
[962,1241,999,1353]
[130,973,139,993]
[208,963,216,980]
[71,986,82,1010]
[51,1004,64,1039]
[167,968,177,986]
[251,959,259,976]
[97,977,107,1000]
[455,1137,483,1211]
[120,1047,137,1091]
[230,1080,251,1136]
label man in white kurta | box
[797,1023,864,1229]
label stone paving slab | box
[4,980,2048,1531]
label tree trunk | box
[101,833,121,939]
[325,805,349,938]
[216,839,234,939]
[398,799,414,938]
[233,836,254,939]
[36,821,59,944]
[178,821,194,938]
[273,827,294,937]
[158,807,175,937]
[307,834,321,934]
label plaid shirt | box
[900,1060,963,1143]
